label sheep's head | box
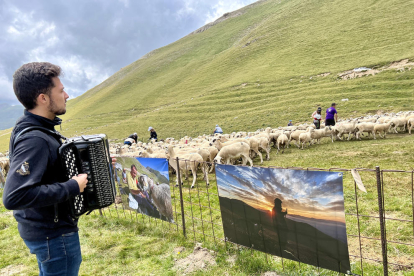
[213,156,222,164]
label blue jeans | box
[24,232,82,276]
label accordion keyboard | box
[62,147,87,215]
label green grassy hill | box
[1,0,414,151]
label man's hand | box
[72,174,88,193]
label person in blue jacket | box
[3,62,115,276]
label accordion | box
[59,134,116,217]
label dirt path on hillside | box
[337,58,413,80]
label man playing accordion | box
[3,62,115,276]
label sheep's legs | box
[243,154,253,167]
[253,149,263,163]
[265,147,271,160]
[203,164,209,186]
[190,168,197,188]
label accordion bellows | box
[60,134,116,217]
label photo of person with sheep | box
[114,157,174,223]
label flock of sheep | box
[0,111,413,188]
[106,110,414,188]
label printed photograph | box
[216,164,350,273]
[115,157,174,223]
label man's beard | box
[48,97,66,116]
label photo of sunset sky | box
[216,164,350,273]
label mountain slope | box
[0,104,24,130]
[1,0,414,151]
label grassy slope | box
[0,0,414,151]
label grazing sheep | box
[334,121,358,141]
[390,117,407,133]
[276,133,289,154]
[269,131,283,148]
[373,121,395,138]
[214,142,253,166]
[310,126,334,144]
[214,138,262,163]
[139,150,167,159]
[288,129,306,148]
[256,136,271,161]
[355,122,377,140]
[0,157,10,177]
[167,145,208,188]
[407,117,414,135]
[298,129,315,149]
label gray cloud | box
[0,0,257,105]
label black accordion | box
[59,134,116,217]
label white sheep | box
[373,121,394,138]
[288,129,306,148]
[334,121,358,141]
[298,129,315,149]
[390,117,407,133]
[167,145,208,188]
[276,133,289,154]
[215,138,263,163]
[407,117,414,135]
[355,122,377,140]
[214,142,253,167]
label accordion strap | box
[10,126,67,223]
[10,126,66,162]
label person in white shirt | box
[312,107,322,129]
[214,124,223,134]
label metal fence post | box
[376,166,388,276]
[176,157,186,238]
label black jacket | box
[150,131,157,140]
[3,110,80,240]
[128,134,138,143]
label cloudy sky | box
[0,0,257,106]
[216,165,346,223]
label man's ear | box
[35,93,49,106]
